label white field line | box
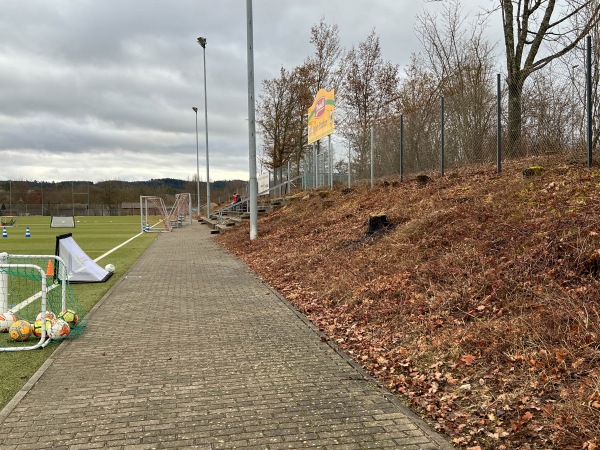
[10,285,57,314]
[93,230,145,262]
[10,231,147,314]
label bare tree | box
[305,19,344,97]
[560,0,600,154]
[257,67,297,171]
[397,54,440,173]
[499,0,600,156]
[340,29,400,178]
[416,0,497,165]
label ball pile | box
[0,310,76,342]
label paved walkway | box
[0,223,454,449]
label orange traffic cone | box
[46,260,54,277]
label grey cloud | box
[0,0,491,182]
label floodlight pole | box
[246,0,258,240]
[197,36,210,218]
[192,107,200,216]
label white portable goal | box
[50,216,75,228]
[0,253,85,352]
[140,196,172,233]
[168,193,192,228]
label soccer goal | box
[1,216,16,227]
[0,252,85,352]
[168,193,192,228]
[140,196,172,233]
[50,216,75,228]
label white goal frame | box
[50,216,76,228]
[0,253,68,352]
[168,193,192,228]
[140,196,172,233]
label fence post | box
[328,135,333,189]
[400,114,404,182]
[497,73,502,174]
[370,126,375,188]
[440,96,445,177]
[348,140,351,188]
[587,35,593,167]
[313,144,317,188]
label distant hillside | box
[217,157,600,450]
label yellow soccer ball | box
[57,309,79,326]
[9,320,32,342]
[33,317,52,338]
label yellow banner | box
[307,88,335,144]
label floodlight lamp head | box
[197,36,206,48]
[192,107,198,113]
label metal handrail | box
[210,175,303,224]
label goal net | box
[140,196,172,233]
[168,193,192,228]
[0,253,86,352]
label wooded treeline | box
[0,178,246,216]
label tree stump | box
[416,174,431,187]
[367,214,390,235]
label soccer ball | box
[36,310,56,322]
[105,263,115,273]
[0,312,18,333]
[57,309,79,326]
[48,319,70,340]
[33,317,52,338]
[9,320,33,342]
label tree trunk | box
[506,73,524,159]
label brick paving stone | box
[0,223,454,449]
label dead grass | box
[217,156,600,449]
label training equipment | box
[57,309,78,326]
[104,263,115,273]
[25,227,31,238]
[9,320,32,342]
[46,259,54,277]
[0,312,18,332]
[48,319,70,340]
[50,216,75,228]
[1,253,85,352]
[2,227,7,238]
[168,193,193,228]
[139,193,193,233]
[140,196,172,232]
[36,310,56,321]
[1,217,16,227]
[33,317,52,338]
[55,233,112,283]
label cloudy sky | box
[0,0,496,183]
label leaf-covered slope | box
[217,159,600,450]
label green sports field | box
[0,216,158,409]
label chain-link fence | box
[302,54,597,188]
